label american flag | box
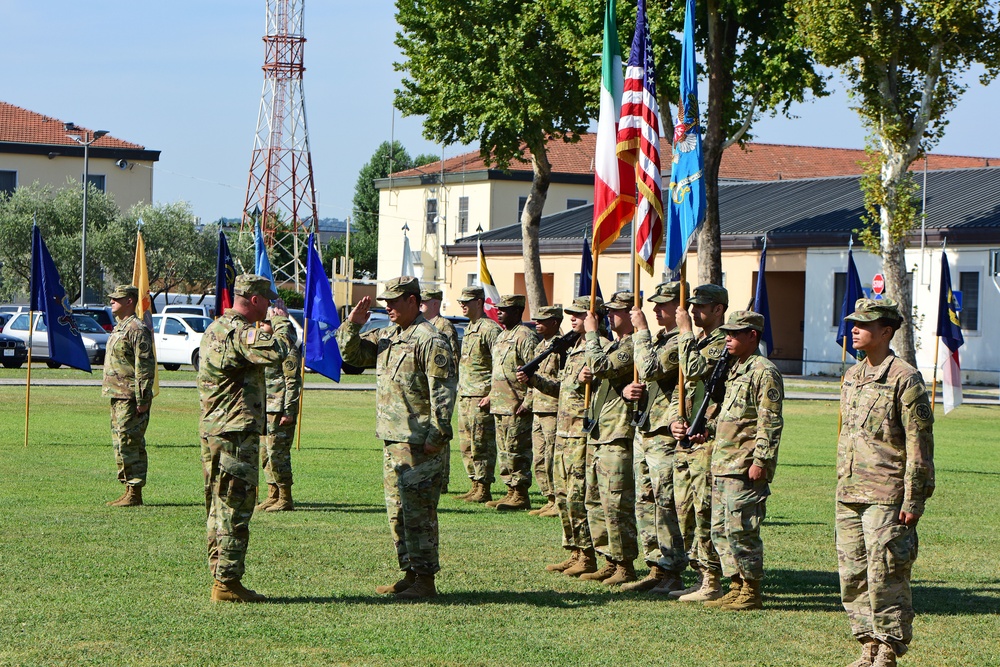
[616,0,663,275]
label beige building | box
[0,101,159,211]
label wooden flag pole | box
[837,338,848,434]
[930,334,941,413]
[295,318,309,451]
[677,262,688,422]
[23,311,35,448]
[583,248,600,413]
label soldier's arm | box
[446,324,460,361]
[133,325,156,407]
[634,330,679,382]
[752,367,784,470]
[282,345,303,419]
[423,336,457,450]
[235,316,291,366]
[899,375,935,516]
[335,320,379,368]
[584,332,631,382]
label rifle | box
[683,348,731,445]
[517,331,580,378]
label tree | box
[794,0,1000,365]
[395,0,592,309]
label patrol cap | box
[377,276,421,301]
[532,305,563,321]
[648,281,689,304]
[234,274,279,300]
[687,284,729,306]
[420,288,443,301]
[718,310,765,333]
[457,286,485,302]
[605,291,638,310]
[844,297,903,324]
[107,285,139,301]
[564,295,605,315]
[497,294,526,309]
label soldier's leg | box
[261,413,279,486]
[599,439,638,563]
[673,448,696,560]
[383,444,409,572]
[532,416,553,497]
[585,442,608,558]
[565,437,592,550]
[495,414,514,488]
[113,398,149,487]
[268,420,295,488]
[836,501,876,644]
[468,400,497,484]
[540,414,557,498]
[457,397,476,481]
[208,432,259,583]
[553,436,574,548]
[710,476,739,579]
[507,413,534,490]
[863,503,917,657]
[692,445,722,574]
[391,442,445,576]
[647,435,686,575]
[633,433,661,565]
[722,476,768,582]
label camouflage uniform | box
[457,305,502,485]
[837,299,934,658]
[709,312,783,584]
[102,296,156,489]
[262,338,302,488]
[524,312,563,500]
[489,299,540,492]
[424,288,460,492]
[336,280,457,576]
[198,276,292,584]
[584,299,638,565]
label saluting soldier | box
[199,275,293,603]
[256,325,302,513]
[102,285,156,507]
[337,277,457,600]
[421,288,460,493]
[484,294,540,511]
[836,298,934,667]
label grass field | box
[0,385,998,666]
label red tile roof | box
[391,133,995,181]
[0,100,146,150]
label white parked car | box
[1,312,107,367]
[162,304,214,318]
[150,314,212,370]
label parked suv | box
[73,305,115,332]
[162,304,214,318]
[1,312,107,367]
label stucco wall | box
[0,153,154,211]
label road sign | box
[872,273,885,295]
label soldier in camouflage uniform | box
[836,298,934,667]
[695,310,783,611]
[455,286,502,503]
[255,326,302,513]
[619,281,690,593]
[670,283,729,601]
[337,277,457,600]
[483,294,540,511]
[102,285,156,507]
[578,291,639,586]
[199,275,293,603]
[421,288,460,493]
[544,296,601,577]
[518,305,564,518]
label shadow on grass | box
[294,502,479,515]
[269,589,610,608]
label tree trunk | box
[521,140,551,310]
[879,149,918,367]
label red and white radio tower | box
[242,0,320,290]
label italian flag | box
[478,238,501,323]
[592,0,635,254]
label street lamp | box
[66,124,109,304]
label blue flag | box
[254,222,277,295]
[753,242,774,357]
[30,225,92,372]
[215,230,236,318]
[936,250,964,352]
[304,234,343,382]
[578,237,604,300]
[836,245,866,358]
[664,0,706,272]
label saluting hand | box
[270,298,289,319]
[348,296,372,325]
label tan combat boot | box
[678,570,724,602]
[720,577,762,610]
[454,484,476,501]
[495,485,531,511]
[669,571,704,599]
[603,560,637,586]
[563,548,598,577]
[619,564,666,592]
[580,559,617,581]
[108,486,142,507]
[211,579,267,603]
[266,486,294,512]
[846,641,880,667]
[538,502,561,517]
[466,482,493,504]
[703,575,743,607]
[648,571,685,595]
[871,644,897,667]
[106,487,129,506]
[256,483,280,511]
[545,549,579,573]
[376,570,416,595]
[530,496,556,516]
[394,573,437,600]
[485,487,514,508]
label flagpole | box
[930,335,940,413]
[837,338,847,434]
[677,262,687,422]
[295,319,308,451]
[584,245,600,414]
[23,311,35,448]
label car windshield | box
[182,316,212,333]
[72,315,105,334]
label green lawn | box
[0,387,997,666]
[0,365,376,384]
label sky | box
[2,2,998,225]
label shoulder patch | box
[767,387,781,403]
[137,337,152,357]
[667,349,679,364]
[708,346,724,359]
[617,351,630,362]
[900,384,925,406]
[914,402,932,422]
[434,353,448,368]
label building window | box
[616,272,630,291]
[518,196,528,222]
[425,198,438,234]
[574,273,582,296]
[458,196,469,234]
[959,271,980,331]
[567,198,587,209]
[832,272,847,327]
[0,170,16,196]
[85,174,106,192]
[467,273,478,287]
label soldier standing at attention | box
[670,284,729,601]
[455,287,502,503]
[483,294,540,511]
[578,291,639,586]
[255,326,302,513]
[420,288,460,493]
[698,310,782,611]
[619,281,689,593]
[517,305,564,518]
[199,275,292,603]
[837,298,934,667]
[544,296,602,577]
[337,277,457,600]
[103,285,156,507]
